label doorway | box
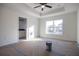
[19,17,26,40]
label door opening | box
[19,17,26,40]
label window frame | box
[46,19,63,35]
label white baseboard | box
[0,40,18,47]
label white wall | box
[0,4,39,47]
[0,5,19,46]
[40,11,77,41]
[77,9,79,44]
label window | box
[46,19,63,35]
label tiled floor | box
[0,38,79,56]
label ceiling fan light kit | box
[41,5,45,8]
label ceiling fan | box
[34,3,52,11]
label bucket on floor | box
[46,41,52,52]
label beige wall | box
[0,4,39,47]
[40,11,77,41]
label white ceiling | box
[2,3,79,18]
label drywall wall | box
[77,9,79,44]
[0,4,39,47]
[40,11,77,41]
[0,5,19,46]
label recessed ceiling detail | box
[24,3,79,17]
[1,3,79,18]
[26,3,64,12]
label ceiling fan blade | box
[45,5,52,8]
[34,5,41,8]
[41,8,44,11]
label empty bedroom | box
[0,3,79,56]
